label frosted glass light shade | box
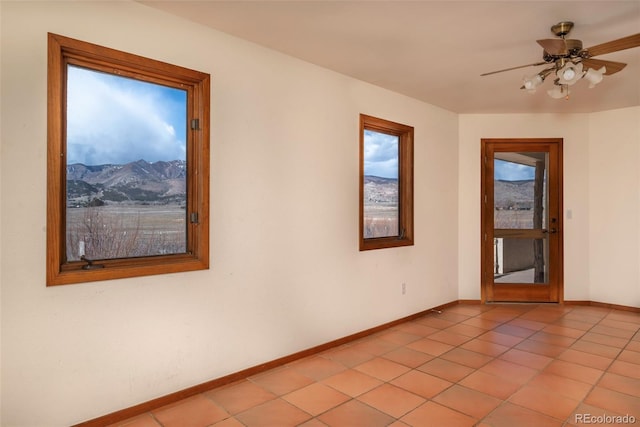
[584,66,606,88]
[547,84,568,99]
[557,62,584,86]
[523,74,543,93]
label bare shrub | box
[66,206,185,260]
[364,217,398,239]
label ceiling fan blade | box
[585,33,640,57]
[581,58,627,75]
[537,39,568,55]
[480,61,548,76]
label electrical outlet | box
[402,283,406,295]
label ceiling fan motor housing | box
[542,39,584,61]
[565,39,583,55]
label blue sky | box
[66,65,187,165]
[364,130,534,181]
[494,159,535,181]
[363,130,398,179]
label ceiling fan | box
[481,22,640,99]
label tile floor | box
[112,304,640,427]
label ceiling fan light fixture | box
[547,84,569,100]
[584,66,606,88]
[523,74,544,93]
[557,62,584,85]
[481,21,639,101]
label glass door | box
[481,139,563,302]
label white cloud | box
[66,66,186,165]
[364,130,398,179]
[164,123,176,137]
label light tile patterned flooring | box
[112,304,640,427]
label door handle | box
[542,228,557,234]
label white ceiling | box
[140,1,640,114]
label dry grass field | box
[66,205,186,260]
[364,204,398,238]
[494,209,539,229]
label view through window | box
[363,129,400,239]
[66,65,188,261]
[493,153,549,284]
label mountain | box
[67,159,186,207]
[363,176,536,210]
[363,175,398,204]
[494,179,535,210]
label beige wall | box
[458,108,640,307]
[588,107,640,307]
[0,2,459,425]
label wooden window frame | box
[46,33,210,286]
[359,114,414,251]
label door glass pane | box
[363,130,399,238]
[65,65,188,261]
[494,238,548,284]
[494,153,548,229]
[493,151,549,285]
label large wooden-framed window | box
[359,114,414,251]
[47,33,210,286]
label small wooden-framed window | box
[47,33,210,285]
[359,114,414,251]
